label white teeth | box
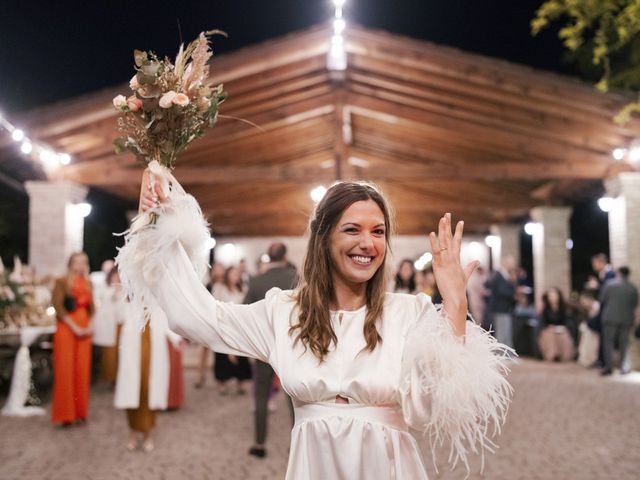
[351,255,372,265]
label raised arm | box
[116,167,276,362]
[153,241,278,362]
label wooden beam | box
[347,76,628,152]
[346,26,640,124]
[346,94,615,165]
[346,147,633,181]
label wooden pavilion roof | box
[3,24,639,236]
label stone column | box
[25,181,88,278]
[530,206,572,308]
[489,224,521,269]
[605,172,640,288]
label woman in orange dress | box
[51,252,94,426]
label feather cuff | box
[115,162,210,330]
[400,297,515,476]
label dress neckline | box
[329,303,367,315]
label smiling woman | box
[293,183,392,363]
[117,172,514,479]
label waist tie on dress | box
[293,402,407,480]
[293,402,408,432]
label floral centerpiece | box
[112,30,226,169]
[0,257,54,332]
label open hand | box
[428,213,480,333]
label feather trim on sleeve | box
[399,295,515,476]
[114,161,210,330]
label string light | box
[74,202,92,218]
[598,196,615,212]
[20,141,32,154]
[484,235,500,248]
[524,222,541,236]
[0,108,73,169]
[414,252,433,271]
[327,0,347,71]
[612,147,626,161]
[11,129,24,142]
[310,185,327,203]
[205,237,217,250]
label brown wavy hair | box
[291,181,395,361]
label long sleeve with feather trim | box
[115,162,278,363]
[400,293,514,474]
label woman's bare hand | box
[428,213,480,336]
[138,169,168,214]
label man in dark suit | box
[483,255,517,347]
[600,267,639,375]
[245,242,297,458]
[588,253,618,368]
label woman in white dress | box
[211,266,251,395]
[121,171,513,479]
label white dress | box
[115,163,513,479]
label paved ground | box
[1,358,639,480]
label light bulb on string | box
[612,148,626,161]
[39,149,60,168]
[76,203,92,218]
[11,129,24,142]
[205,237,217,250]
[484,235,500,248]
[598,196,615,212]
[310,185,327,203]
[524,222,540,236]
[20,141,32,154]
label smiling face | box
[329,199,387,287]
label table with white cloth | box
[1,325,56,417]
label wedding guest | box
[89,259,115,382]
[512,287,537,357]
[115,307,170,452]
[194,262,225,389]
[537,287,575,362]
[420,267,442,303]
[577,291,601,367]
[51,252,94,426]
[245,242,297,459]
[467,266,489,325]
[586,253,617,368]
[600,267,638,375]
[92,266,124,385]
[590,253,616,292]
[394,259,417,294]
[166,330,185,410]
[212,266,251,395]
[484,256,517,347]
[238,258,250,289]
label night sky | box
[0,0,608,284]
[0,0,579,113]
